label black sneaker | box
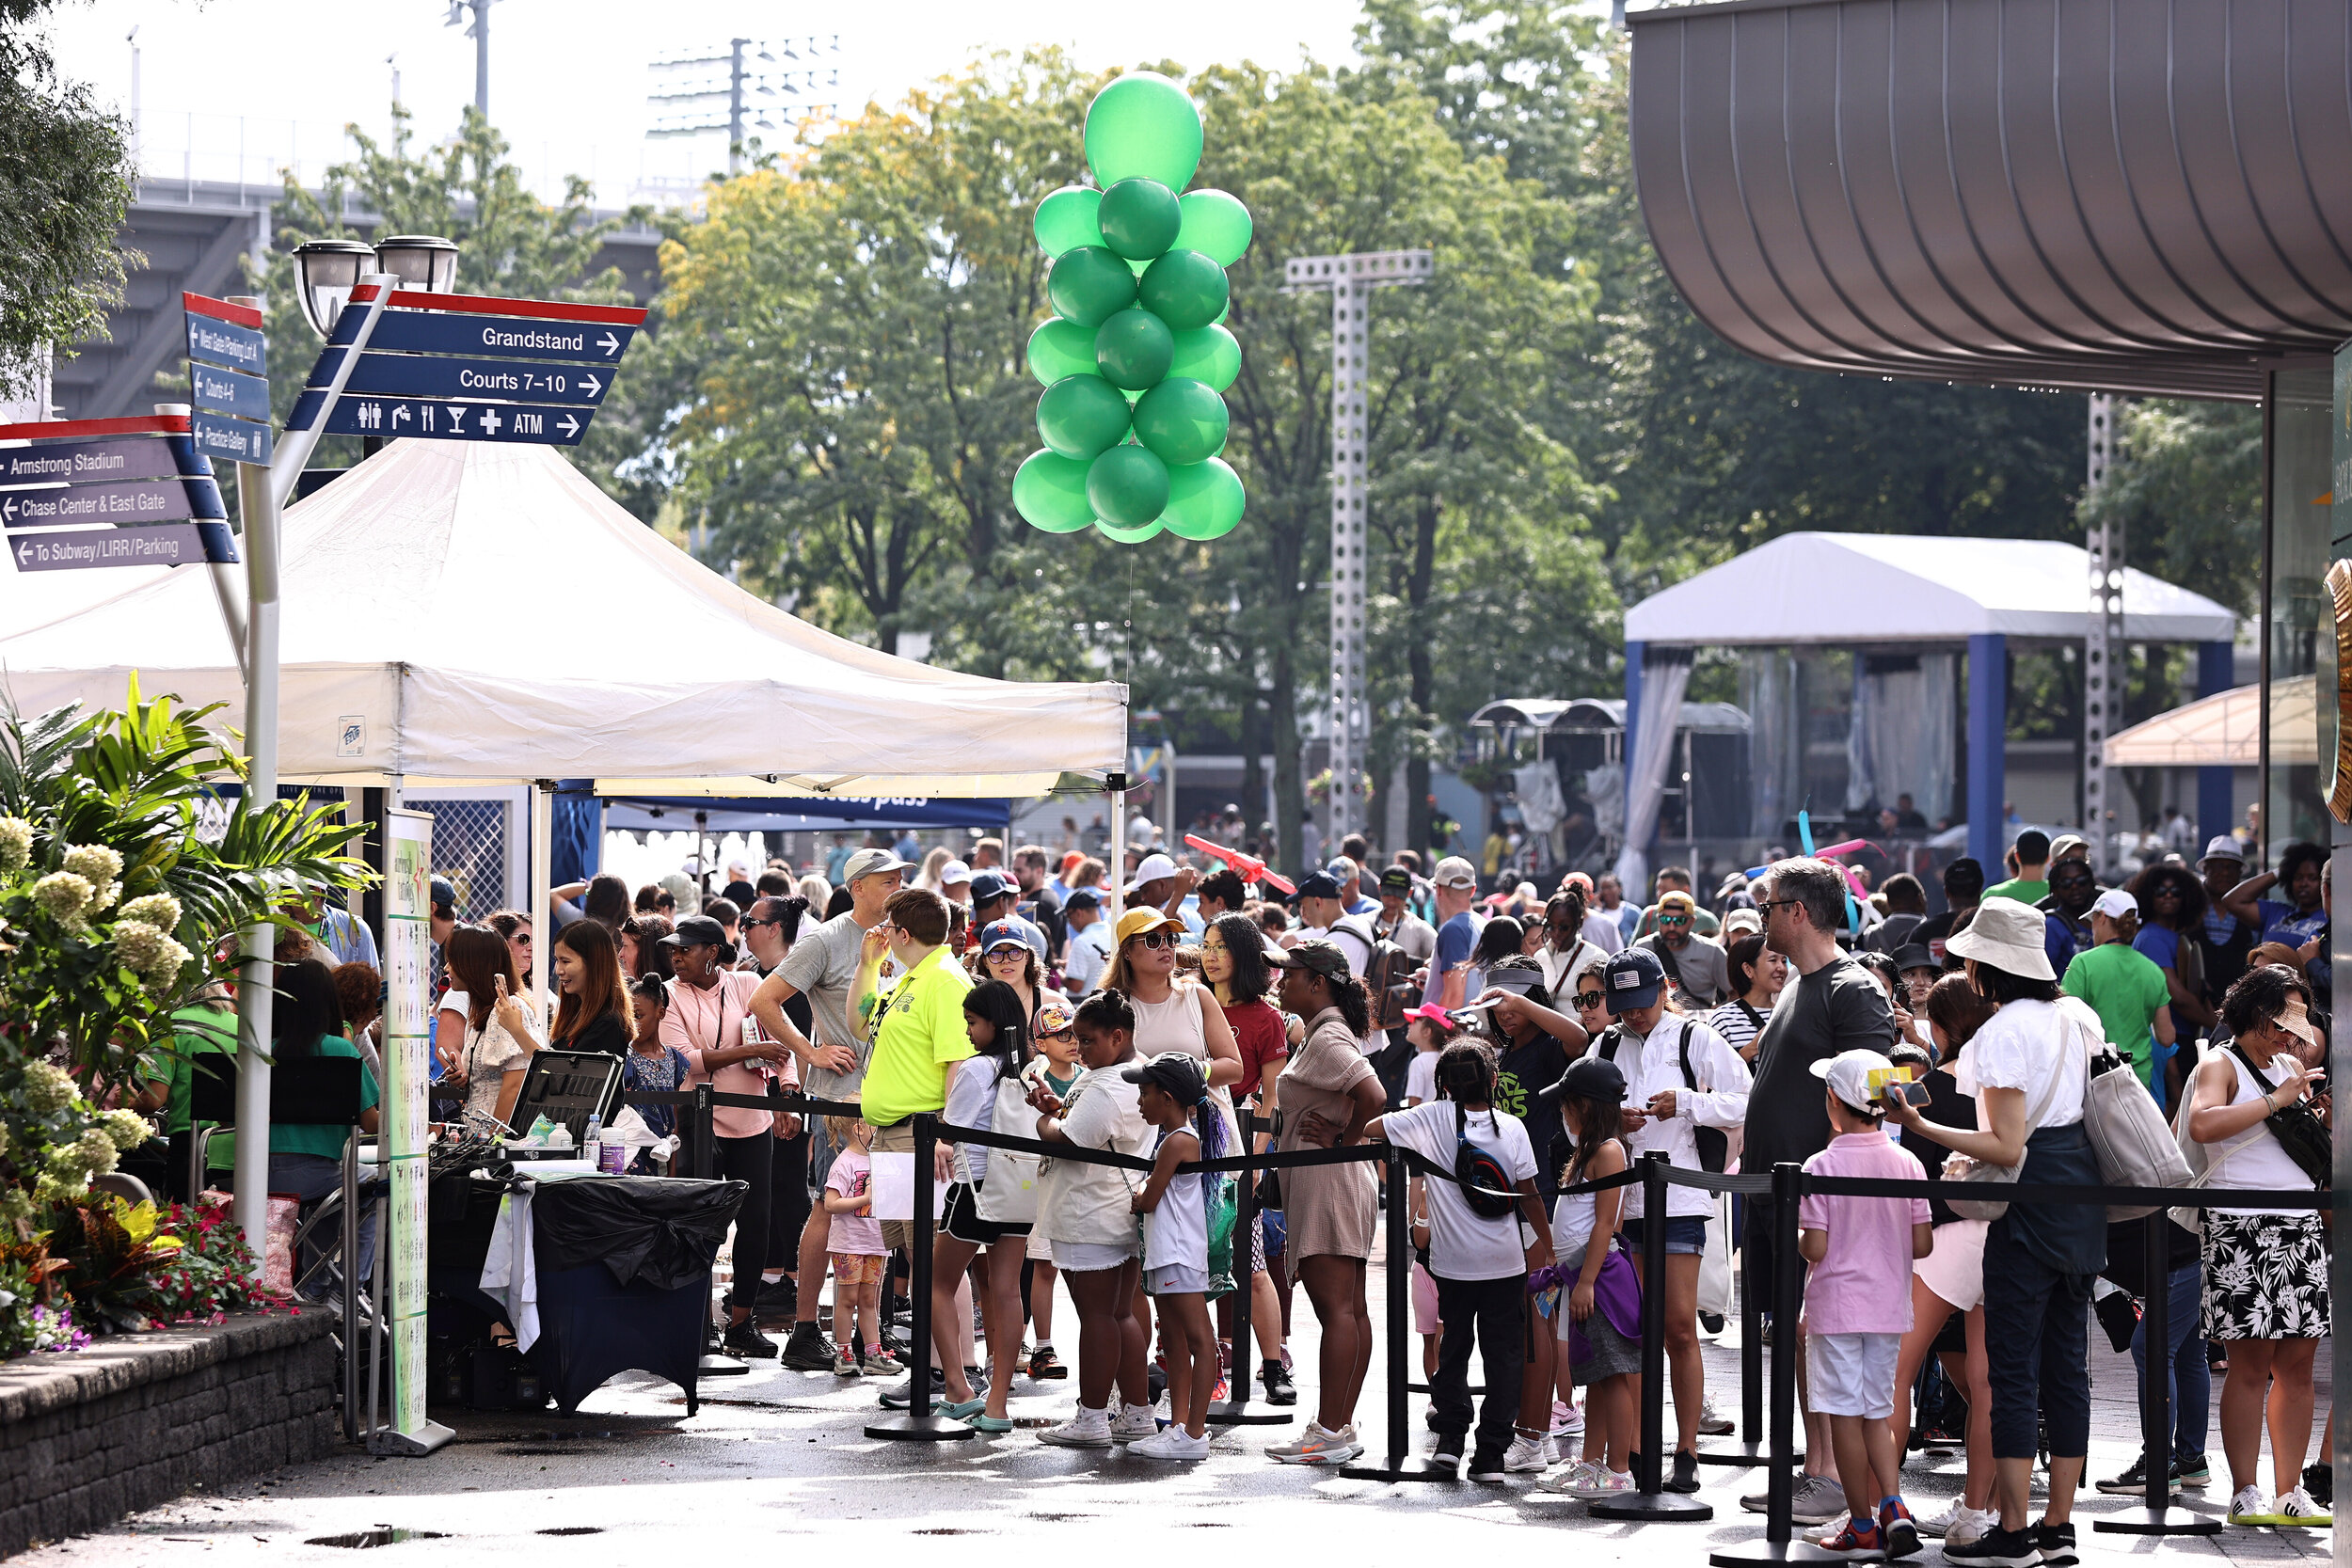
[778,1323,836,1370]
[878,1366,947,1409]
[754,1277,797,1319]
[1699,1311,1725,1335]
[1262,1359,1298,1405]
[722,1321,778,1358]
[1942,1525,2040,1567]
[2303,1460,2331,1505]
[2031,1519,2076,1567]
[1664,1449,1701,1494]
[2096,1454,2180,1496]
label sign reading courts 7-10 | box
[286,288,644,449]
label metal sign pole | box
[2083,393,2122,878]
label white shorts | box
[1806,1331,1900,1419]
[1912,1219,1988,1312]
[1056,1239,1137,1274]
[1146,1262,1209,1295]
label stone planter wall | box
[0,1311,338,1558]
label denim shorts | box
[1620,1214,1708,1256]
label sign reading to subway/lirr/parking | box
[11,524,213,571]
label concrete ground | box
[18,1264,2335,1565]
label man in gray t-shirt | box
[750,847,905,1367]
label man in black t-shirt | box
[1914,857,1986,966]
[1741,856,1899,1522]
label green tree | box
[0,1,137,399]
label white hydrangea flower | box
[0,1186,27,1225]
[0,816,31,874]
[32,871,93,927]
[101,1108,153,1152]
[59,845,123,911]
[113,918,171,972]
[119,893,182,931]
[20,1059,76,1114]
[0,1121,11,1158]
[141,934,194,992]
[74,1129,119,1177]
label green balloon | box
[1097,178,1182,261]
[1162,458,1245,541]
[1033,186,1104,257]
[1086,444,1170,529]
[1047,245,1137,327]
[1094,517,1164,543]
[1131,377,1229,466]
[1137,249,1229,331]
[1084,71,1202,190]
[1174,189,1252,266]
[1013,449,1097,533]
[1168,325,1241,391]
[1036,375,1132,461]
[1026,319,1097,386]
[1094,308,1173,391]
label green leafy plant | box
[38,1196,183,1334]
[139,1199,268,1325]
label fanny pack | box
[1454,1101,1519,1219]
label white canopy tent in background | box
[0,439,1126,796]
[2104,677,2309,768]
[1618,531,2238,878]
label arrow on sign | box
[579,372,603,398]
[14,540,27,567]
[3,499,14,526]
[558,414,580,439]
[597,331,621,356]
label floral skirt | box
[2201,1212,2330,1340]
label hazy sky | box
[49,1,1370,205]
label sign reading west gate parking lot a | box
[183,293,274,466]
[287,288,645,450]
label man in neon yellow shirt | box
[860,886,974,1250]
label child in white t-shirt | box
[1401,1004,1463,1107]
[1124,1051,1228,1461]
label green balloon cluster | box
[1018,71,1250,545]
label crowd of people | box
[195,816,2332,1548]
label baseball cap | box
[2201,835,2246,865]
[1432,856,1479,890]
[1812,1047,1899,1114]
[727,859,749,878]
[1724,908,1763,937]
[1326,856,1359,882]
[939,858,972,887]
[660,914,727,948]
[1265,937,1350,979]
[1064,887,1102,911]
[1122,1050,1209,1104]
[842,847,910,883]
[1125,851,1178,891]
[1540,1054,1627,1106]
[1035,995,1076,1036]
[1113,906,1184,945]
[1291,871,1342,903]
[1892,942,1938,974]
[430,875,456,912]
[1401,1002,1458,1032]
[2090,888,2139,921]
[1562,871,1595,895]
[1378,866,1414,895]
[978,920,1030,953]
[2047,834,2088,863]
[1601,947,1664,1014]
[1656,890,1697,916]
[967,869,1016,905]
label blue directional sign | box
[322,397,591,446]
[0,479,215,529]
[189,361,271,420]
[185,314,266,373]
[340,353,616,406]
[0,437,183,487]
[190,411,273,466]
[10,522,232,572]
[364,310,637,365]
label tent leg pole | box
[230,452,279,1254]
[1108,774,1126,925]
[530,782,551,1011]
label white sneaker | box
[1915,1500,1986,1541]
[1553,1398,1585,1438]
[1109,1403,1160,1442]
[1265,1421,1361,1465]
[1038,1408,1113,1448]
[2274,1485,2331,1526]
[1576,1467,1638,1499]
[2228,1484,2271,1525]
[1696,1396,1735,1436]
[1535,1459,1603,1495]
[1128,1427,1211,1461]
[1503,1433,1555,1473]
[1946,1506,1998,1545]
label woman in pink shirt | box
[660,914,800,1358]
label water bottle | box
[582,1114,603,1169]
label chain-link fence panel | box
[407,798,512,919]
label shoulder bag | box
[1453,1101,1520,1219]
[1675,1022,1730,1173]
[2228,1041,2332,1189]
[975,1063,1041,1225]
[2070,1000,2192,1220]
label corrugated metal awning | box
[1627,0,2352,400]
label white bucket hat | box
[1944,897,2055,981]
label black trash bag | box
[531,1176,747,1291]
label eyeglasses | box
[1574,992,1607,1009]
[986,947,1027,960]
[1757,897,1803,914]
[1131,931,1176,951]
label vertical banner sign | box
[381,809,436,1437]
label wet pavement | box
[17,1269,2335,1565]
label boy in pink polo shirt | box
[1801,1049,1934,1558]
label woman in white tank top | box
[2185,964,2329,1526]
[1104,909,1243,1137]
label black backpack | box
[1452,1101,1520,1218]
[1597,1019,1728,1173]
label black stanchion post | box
[1209,1108,1289,1427]
[693,1083,716,1180]
[1699,1188,1781,1467]
[1342,1144,1454,1481]
[866,1113,974,1441]
[2093,1213,2217,1536]
[1594,1152,1712,1519]
[1709,1162,1812,1565]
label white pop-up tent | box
[0,439,1126,796]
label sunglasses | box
[1130,931,1176,951]
[1657,914,1691,927]
[1573,991,1607,1009]
[1757,897,1803,914]
[1547,921,1576,933]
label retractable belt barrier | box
[612,1084,2323,1524]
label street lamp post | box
[1281,249,1432,849]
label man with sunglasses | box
[1636,890,1730,1008]
[2042,859,2102,980]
